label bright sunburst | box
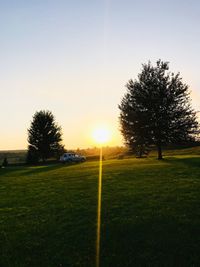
[92,126,111,144]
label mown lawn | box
[0,154,200,267]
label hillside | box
[0,150,200,266]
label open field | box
[0,150,27,165]
[0,147,127,165]
[1,149,200,266]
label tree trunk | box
[139,147,142,158]
[157,143,163,160]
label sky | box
[1,0,200,150]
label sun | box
[92,126,111,144]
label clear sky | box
[1,0,200,150]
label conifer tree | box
[27,110,63,163]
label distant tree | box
[27,110,63,163]
[119,60,199,159]
[2,157,8,167]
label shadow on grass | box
[0,162,79,177]
[0,167,21,177]
[101,217,200,267]
[165,156,200,168]
[22,163,77,176]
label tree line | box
[27,59,199,163]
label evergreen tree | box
[119,60,199,159]
[27,110,63,163]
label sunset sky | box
[1,0,200,150]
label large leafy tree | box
[119,60,199,159]
[27,110,63,163]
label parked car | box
[60,153,86,163]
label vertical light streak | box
[96,146,103,267]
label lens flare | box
[96,146,102,267]
[92,125,111,267]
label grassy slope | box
[0,151,200,267]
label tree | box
[26,145,39,164]
[2,157,8,167]
[119,60,199,159]
[27,110,63,163]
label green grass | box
[1,151,200,266]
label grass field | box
[1,149,200,267]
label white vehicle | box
[60,153,86,163]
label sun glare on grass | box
[92,125,111,267]
[92,126,111,144]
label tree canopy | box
[119,60,199,159]
[27,110,64,163]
